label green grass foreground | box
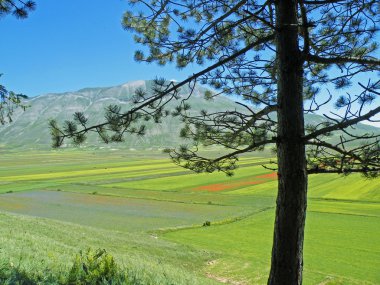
[0,149,379,284]
[1,248,128,285]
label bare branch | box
[230,104,277,139]
[307,140,379,167]
[306,54,380,66]
[303,105,380,141]
[303,0,344,4]
[308,167,380,174]
[213,138,277,163]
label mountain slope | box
[0,80,240,149]
[0,80,378,150]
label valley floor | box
[0,149,379,284]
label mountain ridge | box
[0,80,378,150]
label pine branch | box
[308,167,380,174]
[307,140,380,167]
[53,33,275,142]
[212,138,277,163]
[191,0,249,42]
[230,104,277,140]
[303,0,344,4]
[148,0,170,24]
[306,54,380,66]
[303,105,380,141]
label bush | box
[0,263,58,285]
[0,265,35,285]
[0,248,212,285]
[0,249,128,285]
[66,248,127,285]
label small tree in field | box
[51,0,380,284]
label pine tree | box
[0,0,35,124]
[0,0,35,18]
[51,1,380,283]
[0,76,28,124]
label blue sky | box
[0,0,196,97]
[1,1,379,126]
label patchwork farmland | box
[0,149,379,284]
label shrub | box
[66,248,127,285]
[0,265,35,285]
[0,248,211,285]
[0,263,58,285]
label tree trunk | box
[268,1,308,284]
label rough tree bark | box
[268,1,308,284]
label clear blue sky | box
[0,0,196,97]
[1,1,379,126]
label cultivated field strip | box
[102,165,273,192]
[0,190,248,232]
[0,150,379,284]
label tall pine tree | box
[52,1,380,283]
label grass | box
[0,190,246,232]
[101,164,271,192]
[0,149,379,284]
[307,174,380,202]
[0,212,219,285]
[164,205,380,284]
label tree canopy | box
[0,0,35,18]
[0,76,28,125]
[51,0,380,283]
[53,0,380,176]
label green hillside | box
[0,81,239,149]
[0,80,378,150]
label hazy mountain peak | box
[121,80,146,89]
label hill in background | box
[0,80,378,150]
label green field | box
[0,149,379,284]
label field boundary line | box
[309,197,380,205]
[45,188,234,207]
[153,206,275,235]
[308,210,380,218]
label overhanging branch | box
[303,0,344,4]
[306,54,380,66]
[307,140,380,168]
[53,33,276,141]
[308,167,380,174]
[303,105,380,141]
[213,138,277,163]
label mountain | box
[0,80,378,150]
[0,80,242,150]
